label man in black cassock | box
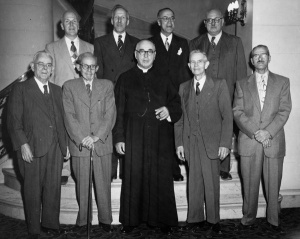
[113,40,182,235]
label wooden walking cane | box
[79,143,93,239]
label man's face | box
[61,11,79,38]
[31,53,53,83]
[188,52,209,76]
[79,56,99,81]
[251,47,271,73]
[157,9,175,37]
[135,41,156,69]
[205,10,224,36]
[111,8,129,34]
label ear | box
[75,63,81,72]
[250,58,254,66]
[126,18,130,26]
[95,65,99,73]
[111,18,114,26]
[188,63,191,71]
[60,22,64,31]
[30,63,35,72]
[157,19,161,27]
[268,55,271,63]
[205,61,210,69]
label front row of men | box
[7,42,291,238]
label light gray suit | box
[46,38,94,87]
[233,71,292,226]
[63,77,116,225]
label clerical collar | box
[113,30,126,45]
[137,64,152,73]
[160,32,173,45]
[207,31,222,45]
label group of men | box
[7,4,291,239]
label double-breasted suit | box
[46,38,94,87]
[174,76,233,224]
[233,71,292,226]
[94,32,139,85]
[63,77,116,225]
[7,78,68,234]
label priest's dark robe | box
[114,66,182,227]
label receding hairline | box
[111,4,129,19]
[157,8,175,18]
[77,52,98,65]
[32,50,53,63]
[61,10,79,22]
[189,50,208,62]
[136,40,156,50]
[206,9,223,18]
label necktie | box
[86,84,91,97]
[71,41,77,59]
[117,35,124,56]
[261,75,267,107]
[211,36,216,49]
[165,38,170,51]
[196,82,201,96]
[43,85,49,96]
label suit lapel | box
[77,78,91,107]
[200,76,214,109]
[90,79,103,108]
[247,74,261,112]
[121,34,135,64]
[183,80,193,123]
[58,38,76,75]
[261,72,276,115]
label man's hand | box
[82,136,99,150]
[155,107,170,121]
[116,142,125,155]
[218,147,230,160]
[176,146,185,161]
[262,138,271,148]
[254,130,271,143]
[21,143,33,163]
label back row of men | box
[7,5,291,239]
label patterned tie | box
[196,82,201,96]
[86,84,91,97]
[211,36,216,49]
[165,38,170,51]
[70,41,78,59]
[117,35,124,56]
[261,75,267,107]
[43,85,49,96]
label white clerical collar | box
[34,77,50,93]
[113,31,126,45]
[207,31,222,45]
[160,32,173,45]
[137,64,152,73]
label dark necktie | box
[165,38,170,51]
[211,36,216,49]
[196,82,200,96]
[71,41,77,59]
[117,35,124,56]
[86,84,91,97]
[43,85,49,96]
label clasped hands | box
[176,146,229,161]
[81,135,99,150]
[254,129,272,148]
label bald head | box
[205,9,224,36]
[135,40,156,70]
[61,10,79,40]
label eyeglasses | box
[159,16,175,23]
[113,16,127,21]
[135,49,156,56]
[80,64,97,70]
[252,53,269,60]
[190,60,205,66]
[35,62,53,70]
[205,17,223,24]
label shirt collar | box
[137,64,152,73]
[113,30,126,45]
[160,32,173,44]
[64,36,79,52]
[193,75,206,89]
[207,31,222,45]
[83,78,93,90]
[34,77,49,93]
[255,71,269,84]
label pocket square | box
[177,48,182,55]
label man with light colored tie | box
[94,4,139,181]
[233,45,292,233]
[174,50,233,237]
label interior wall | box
[252,0,300,191]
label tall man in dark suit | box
[7,51,69,238]
[63,52,116,233]
[150,7,190,181]
[233,45,292,233]
[174,50,233,237]
[189,9,247,180]
[94,4,139,180]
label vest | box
[43,91,58,143]
[188,84,202,136]
[206,41,221,78]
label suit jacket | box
[63,77,116,157]
[150,33,190,89]
[7,77,68,157]
[189,31,247,98]
[174,76,233,160]
[46,37,94,87]
[94,32,139,84]
[233,71,292,158]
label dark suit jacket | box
[46,37,94,87]
[7,77,68,157]
[150,33,190,89]
[189,31,247,98]
[233,71,292,158]
[94,32,139,84]
[174,76,233,160]
[63,77,116,157]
